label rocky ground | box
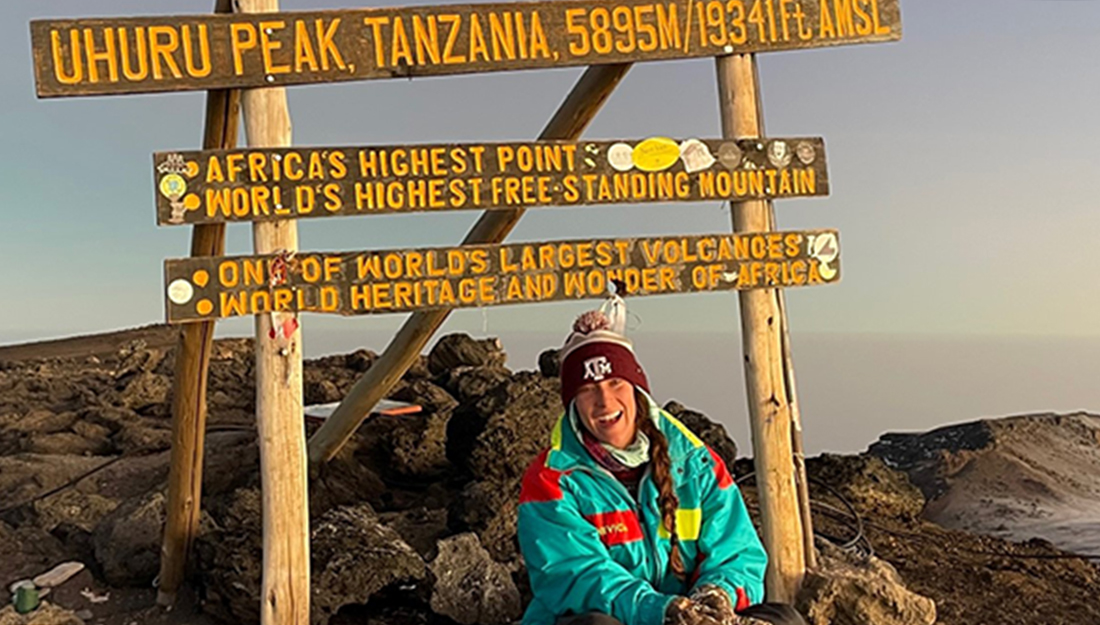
[0,325,1097,625]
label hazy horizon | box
[7,323,1096,456]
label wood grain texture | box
[32,0,901,97]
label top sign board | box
[31,0,901,97]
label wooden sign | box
[33,0,900,97]
[153,137,828,225]
[163,229,840,322]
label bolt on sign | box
[32,0,900,97]
[163,229,840,323]
[153,137,828,225]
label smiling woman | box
[517,296,807,625]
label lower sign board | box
[32,0,900,97]
[163,229,840,323]
[154,137,828,225]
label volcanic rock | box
[428,335,506,375]
[537,348,560,377]
[428,533,521,625]
[869,412,1100,554]
[797,542,936,625]
[378,508,450,560]
[437,366,513,406]
[311,505,428,625]
[447,372,561,483]
[806,454,924,521]
[92,489,166,586]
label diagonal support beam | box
[307,63,632,468]
[157,0,240,607]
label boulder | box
[429,533,522,625]
[447,372,561,484]
[385,413,453,479]
[6,410,76,435]
[196,487,264,624]
[345,349,377,372]
[662,401,738,467]
[91,489,166,586]
[117,371,171,413]
[428,335,507,375]
[453,479,520,564]
[311,505,428,625]
[438,366,513,405]
[537,348,560,378]
[390,379,458,415]
[806,454,925,520]
[378,508,450,560]
[22,433,107,457]
[797,543,937,625]
[33,490,118,534]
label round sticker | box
[767,140,792,168]
[167,279,194,305]
[159,174,187,200]
[608,143,634,172]
[796,141,816,165]
[717,142,743,169]
[631,137,680,172]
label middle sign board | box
[154,137,827,225]
[163,229,841,323]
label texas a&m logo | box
[583,356,612,381]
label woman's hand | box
[665,598,725,625]
[689,585,734,620]
[668,593,772,625]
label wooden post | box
[307,63,631,468]
[157,0,239,607]
[715,53,806,602]
[238,1,309,624]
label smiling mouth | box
[595,411,623,426]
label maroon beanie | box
[559,310,649,407]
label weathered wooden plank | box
[32,0,901,97]
[153,137,828,225]
[163,229,840,322]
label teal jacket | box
[517,393,767,625]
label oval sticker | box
[631,137,680,172]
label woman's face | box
[574,377,637,449]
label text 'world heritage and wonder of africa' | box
[163,230,841,322]
[153,137,828,224]
[34,0,900,96]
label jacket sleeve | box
[518,456,676,625]
[688,447,768,608]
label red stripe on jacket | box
[584,510,644,547]
[734,587,751,612]
[520,450,564,503]
[708,447,734,489]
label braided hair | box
[634,389,687,582]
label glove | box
[664,598,725,625]
[676,590,772,625]
[689,585,734,620]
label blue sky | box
[2,1,1100,451]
